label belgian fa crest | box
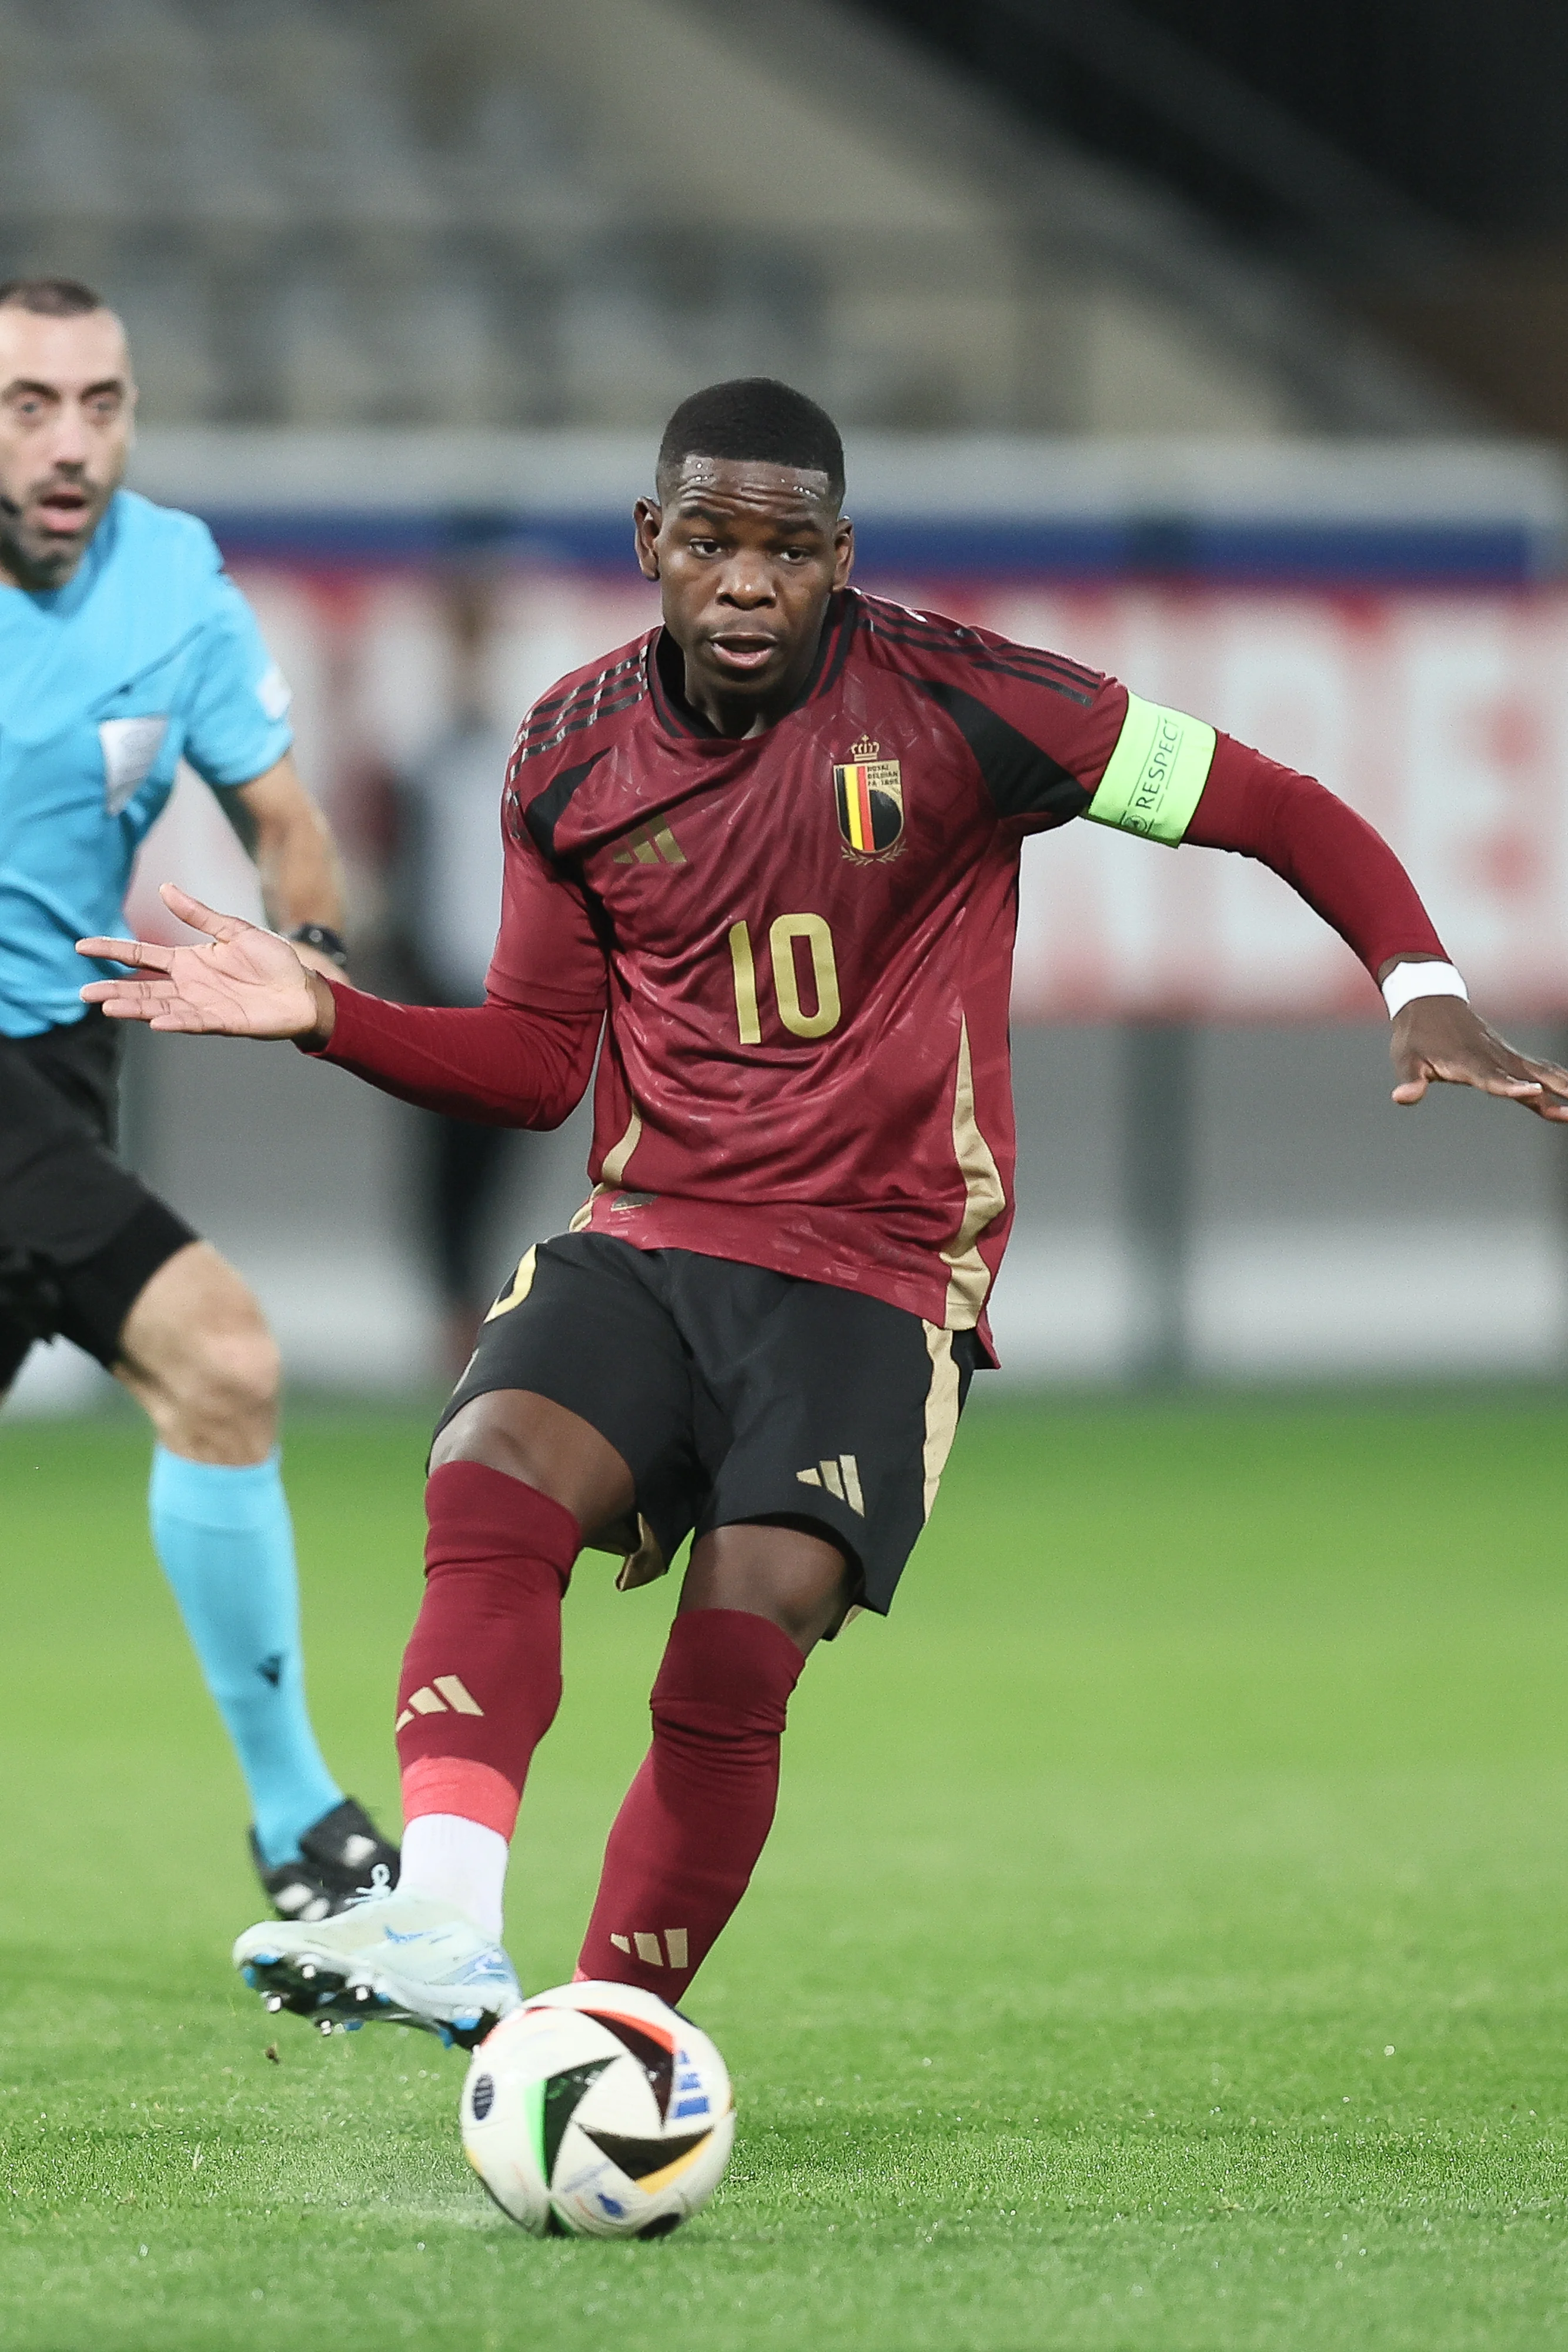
[832,737,904,863]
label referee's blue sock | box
[148,1446,343,1868]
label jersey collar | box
[647,590,857,742]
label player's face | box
[0,306,136,590]
[635,459,854,733]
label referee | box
[0,278,396,1919]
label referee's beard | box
[0,463,116,590]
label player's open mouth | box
[35,489,92,532]
[707,634,780,675]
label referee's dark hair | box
[0,276,107,316]
[657,379,845,506]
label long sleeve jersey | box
[312,588,1445,1354]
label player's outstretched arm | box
[79,879,599,1128]
[1172,737,1568,1127]
[78,882,333,1043]
[1389,986,1568,1122]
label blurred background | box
[8,0,1568,1409]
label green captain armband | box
[1084,692,1216,845]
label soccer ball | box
[460,1980,734,2239]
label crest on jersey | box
[832,737,904,863]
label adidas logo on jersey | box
[796,1454,865,1514]
[394,1674,485,1732]
[609,1929,690,1969]
[613,820,686,867]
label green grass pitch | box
[3,1389,1568,2350]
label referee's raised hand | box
[78,880,336,1044]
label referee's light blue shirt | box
[0,487,294,1038]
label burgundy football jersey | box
[486,589,1195,1351]
[480,586,1437,1351]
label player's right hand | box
[76,881,335,1044]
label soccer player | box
[0,276,397,1919]
[82,378,1568,2049]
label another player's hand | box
[1392,996,1568,1122]
[76,883,336,1044]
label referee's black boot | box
[250,1797,401,1923]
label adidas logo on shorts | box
[795,1453,864,1514]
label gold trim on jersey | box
[921,1322,962,1520]
[565,1108,644,1237]
[600,1108,643,1187]
[940,1017,1006,1327]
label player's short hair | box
[0,275,107,317]
[657,379,845,506]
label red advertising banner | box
[128,567,1568,1021]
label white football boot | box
[233,1877,520,2050]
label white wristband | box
[1381,960,1468,1020]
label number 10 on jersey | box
[727,916,842,1043]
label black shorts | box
[0,1011,196,1387]
[435,1231,986,1616]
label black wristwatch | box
[290,923,349,970]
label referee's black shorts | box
[435,1230,987,1618]
[0,1011,197,1391]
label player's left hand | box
[1392,995,1568,1121]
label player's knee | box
[681,1520,855,1652]
[746,1582,850,1650]
[161,1305,280,1455]
[430,1388,634,1532]
[200,1317,280,1418]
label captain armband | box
[1082,692,1216,846]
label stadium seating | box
[0,0,1453,433]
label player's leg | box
[575,1519,846,1994]
[234,1234,698,2043]
[2,1019,394,1914]
[235,1385,635,2044]
[576,1256,984,2002]
[389,1381,634,1940]
[114,1240,396,1912]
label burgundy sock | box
[396,1461,579,1837]
[577,1609,804,1999]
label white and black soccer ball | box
[460,1980,734,2239]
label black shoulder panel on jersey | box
[521,750,610,866]
[915,680,1092,827]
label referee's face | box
[0,305,135,592]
